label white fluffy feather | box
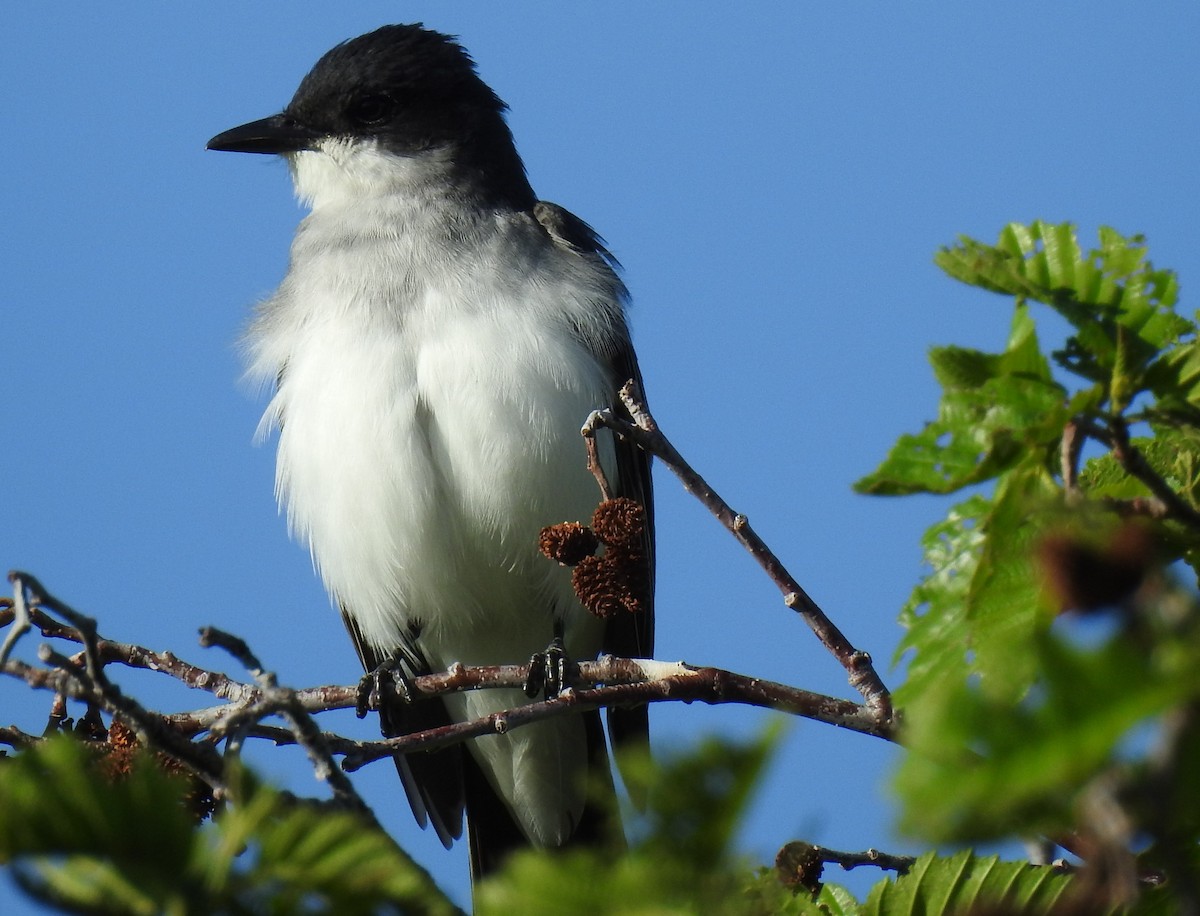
[245,138,620,843]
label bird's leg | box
[524,618,570,699]
[356,645,423,719]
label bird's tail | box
[466,707,621,882]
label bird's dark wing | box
[339,606,465,848]
[602,336,656,764]
[533,200,656,768]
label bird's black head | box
[208,24,535,209]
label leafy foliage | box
[0,737,458,915]
[11,220,1200,913]
[475,727,792,915]
[864,851,1076,914]
[859,221,1200,908]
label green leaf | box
[966,464,1059,699]
[856,304,1064,497]
[1146,337,1200,423]
[893,466,1058,711]
[213,781,458,915]
[855,375,1065,496]
[1077,427,1200,574]
[928,345,1000,391]
[999,300,1054,381]
[893,495,988,707]
[0,737,195,871]
[896,573,1200,844]
[0,738,459,915]
[936,221,1193,410]
[478,729,784,916]
[861,852,1076,915]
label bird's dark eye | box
[347,93,395,126]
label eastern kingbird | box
[207,24,654,877]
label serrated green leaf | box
[862,852,1076,915]
[858,303,1064,497]
[897,571,1200,845]
[813,883,861,915]
[895,467,1058,725]
[1078,428,1200,544]
[966,465,1059,699]
[936,221,1193,410]
[893,495,988,707]
[0,738,196,870]
[999,301,1053,381]
[0,739,459,915]
[222,795,458,915]
[479,730,787,916]
[928,345,1001,390]
[1146,338,1200,422]
[855,374,1065,496]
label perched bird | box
[207,24,654,877]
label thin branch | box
[814,844,915,874]
[1062,417,1084,498]
[163,656,893,750]
[199,626,267,678]
[581,421,615,501]
[774,839,915,893]
[35,643,227,789]
[200,626,375,820]
[11,571,108,687]
[0,604,260,703]
[337,658,893,771]
[4,577,896,819]
[1082,418,1200,531]
[0,582,30,670]
[0,724,41,750]
[584,381,893,721]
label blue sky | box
[5,4,1200,909]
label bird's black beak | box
[207,113,321,155]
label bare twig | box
[0,580,31,670]
[1,603,259,703]
[10,571,108,687]
[200,626,375,819]
[0,724,41,749]
[774,839,915,893]
[1080,418,1200,531]
[580,422,615,501]
[199,626,267,677]
[797,841,914,875]
[3,576,896,823]
[35,642,227,789]
[1062,417,1084,498]
[338,658,893,771]
[584,382,893,721]
[165,656,893,751]
[817,844,914,874]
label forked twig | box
[584,381,893,720]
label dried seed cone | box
[604,546,649,616]
[572,554,625,618]
[538,521,599,566]
[591,497,646,548]
[571,547,649,618]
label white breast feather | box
[245,140,623,843]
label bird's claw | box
[356,649,419,718]
[525,636,570,699]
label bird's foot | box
[356,648,420,719]
[525,635,572,699]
